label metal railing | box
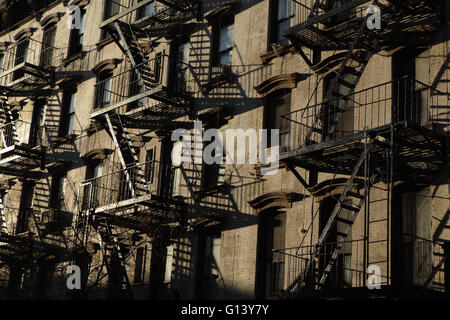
[271,239,372,296]
[92,54,196,113]
[271,235,447,296]
[0,120,40,149]
[79,160,177,211]
[281,77,449,152]
[0,38,63,85]
[100,0,195,27]
[401,234,446,292]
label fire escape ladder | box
[111,111,149,195]
[98,219,133,299]
[112,20,157,91]
[287,137,375,292]
[0,98,15,125]
[0,99,19,148]
[303,6,380,145]
[0,190,8,235]
[105,113,136,198]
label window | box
[164,245,174,284]
[83,161,103,209]
[217,24,233,66]
[40,26,56,67]
[0,53,4,72]
[101,0,121,40]
[127,68,145,111]
[256,210,286,298]
[29,100,46,147]
[17,181,35,234]
[171,142,183,196]
[176,42,191,91]
[59,90,76,137]
[144,148,155,184]
[202,124,227,189]
[270,0,295,46]
[134,247,146,284]
[51,174,67,210]
[201,236,223,298]
[264,90,291,150]
[95,70,113,109]
[136,0,155,20]
[68,9,85,56]
[319,197,353,289]
[13,39,29,80]
[104,0,120,19]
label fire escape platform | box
[0,233,65,265]
[90,194,185,232]
[90,86,191,120]
[0,144,44,176]
[283,0,442,51]
[280,123,446,184]
[100,0,199,37]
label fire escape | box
[0,37,68,294]
[76,0,222,298]
[273,0,448,297]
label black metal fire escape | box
[278,0,446,296]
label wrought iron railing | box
[0,120,40,149]
[280,77,449,152]
[92,54,196,113]
[271,235,447,297]
[271,239,373,296]
[79,160,178,211]
[0,38,63,85]
[100,0,196,27]
[401,234,446,292]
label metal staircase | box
[0,192,8,235]
[286,136,376,293]
[105,111,149,197]
[0,98,19,148]
[97,218,133,299]
[300,1,383,145]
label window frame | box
[59,89,77,137]
[211,16,234,67]
[269,0,295,47]
[40,25,56,67]
[264,89,291,149]
[95,70,113,109]
[68,8,85,57]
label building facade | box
[0,0,447,299]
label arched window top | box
[255,72,304,97]
[249,192,303,211]
[40,12,61,28]
[14,28,35,41]
[92,58,119,74]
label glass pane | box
[68,114,75,135]
[278,0,287,20]
[103,79,111,105]
[220,52,232,66]
[69,92,76,113]
[178,43,190,65]
[93,162,103,178]
[219,25,233,52]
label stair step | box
[337,77,356,89]
[337,231,350,238]
[341,202,361,212]
[344,67,362,77]
[347,191,365,199]
[351,52,369,64]
[330,91,347,99]
[336,216,354,225]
